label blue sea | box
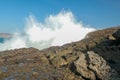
[0,38,5,43]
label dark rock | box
[112,29,120,40]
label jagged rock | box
[73,53,96,80]
[87,51,111,80]
[71,51,119,80]
[112,29,120,40]
[0,27,120,80]
[51,56,67,67]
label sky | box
[0,0,120,33]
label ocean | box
[0,38,4,43]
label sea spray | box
[0,10,96,51]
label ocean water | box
[0,38,4,43]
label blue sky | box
[0,0,120,33]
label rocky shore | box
[0,27,120,80]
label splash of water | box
[0,11,96,51]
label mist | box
[0,11,96,51]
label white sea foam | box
[0,10,96,51]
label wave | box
[0,10,96,51]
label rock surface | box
[71,51,118,80]
[72,53,96,80]
[0,27,120,80]
[112,29,120,40]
